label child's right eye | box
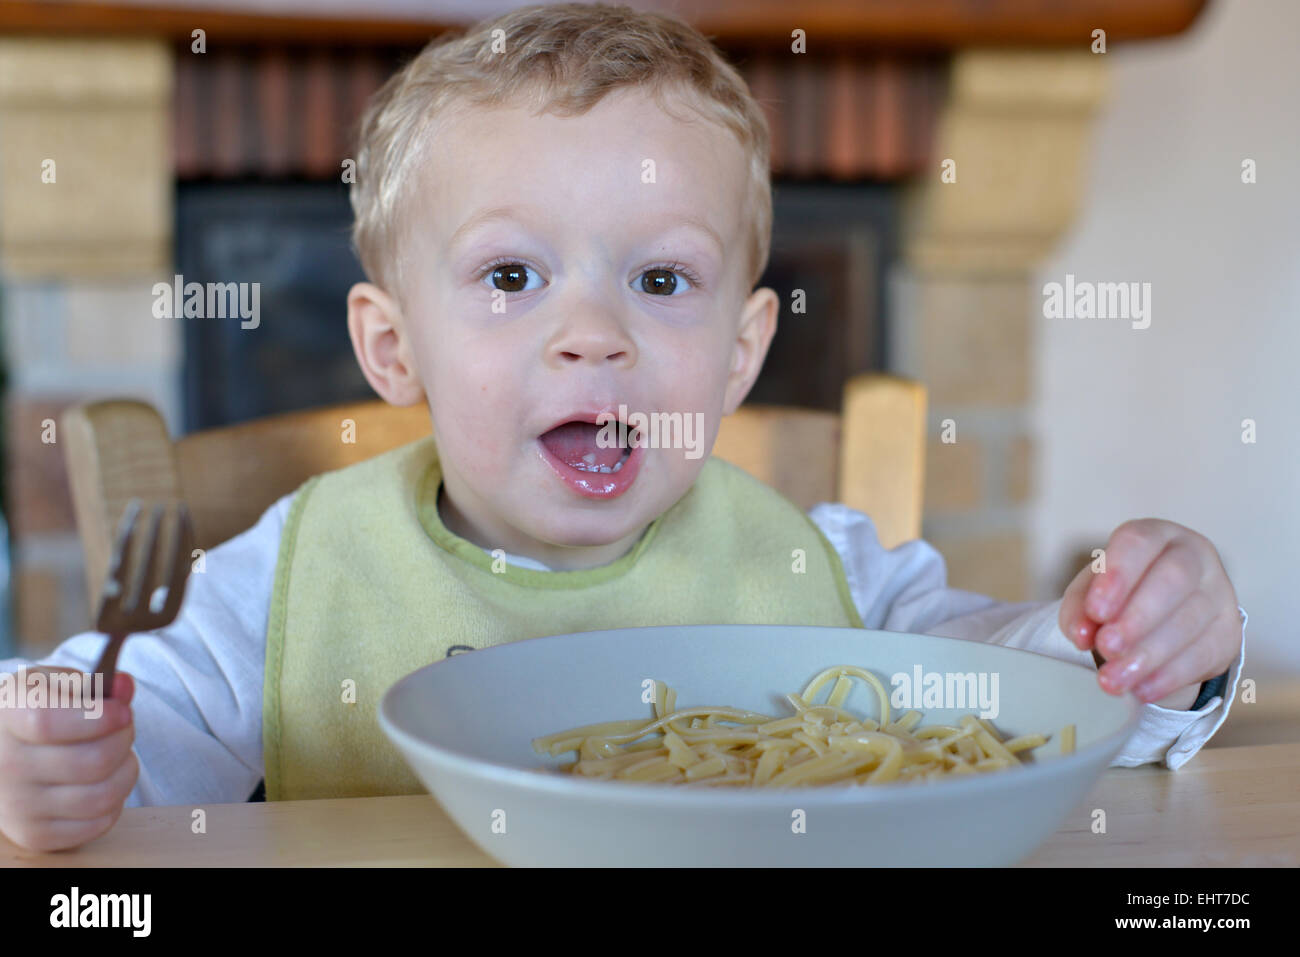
[479,259,544,293]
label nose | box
[545,301,638,368]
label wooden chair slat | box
[62,400,182,612]
[839,373,927,549]
[175,400,431,550]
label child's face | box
[360,86,776,570]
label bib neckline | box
[413,457,664,589]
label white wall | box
[1032,0,1299,672]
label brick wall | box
[896,50,1109,603]
[0,39,177,657]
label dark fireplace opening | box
[176,178,896,431]
[177,180,370,432]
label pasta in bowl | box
[378,625,1140,866]
[532,665,1076,787]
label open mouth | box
[537,420,637,474]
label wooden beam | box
[0,0,1209,48]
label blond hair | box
[350,2,772,298]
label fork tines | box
[96,499,196,634]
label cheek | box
[662,329,724,380]
[647,333,729,449]
[669,356,725,416]
[427,365,522,469]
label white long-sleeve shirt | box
[1,493,1247,807]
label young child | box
[0,3,1245,851]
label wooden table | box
[3,742,1296,867]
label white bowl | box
[378,624,1140,866]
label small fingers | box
[37,750,139,821]
[4,722,135,787]
[114,672,135,706]
[1,671,132,745]
[1131,614,1232,703]
[0,813,120,854]
[1093,541,1202,658]
[1059,563,1100,650]
[1086,521,1182,622]
[1097,591,1217,698]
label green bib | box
[263,436,864,800]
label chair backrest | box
[61,372,925,609]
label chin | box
[534,509,646,549]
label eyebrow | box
[668,216,725,257]
[447,205,725,257]
[447,205,541,251]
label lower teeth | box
[573,452,628,474]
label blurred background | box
[0,1,1292,741]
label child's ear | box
[721,286,779,416]
[347,281,426,406]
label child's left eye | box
[636,263,701,297]
[480,260,543,294]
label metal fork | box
[92,499,196,700]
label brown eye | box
[641,268,678,296]
[490,263,530,293]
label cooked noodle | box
[532,665,1076,787]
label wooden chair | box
[61,373,926,610]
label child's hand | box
[0,667,138,852]
[1058,519,1241,706]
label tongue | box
[539,422,626,470]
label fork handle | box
[94,633,127,700]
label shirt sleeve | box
[808,501,1248,770]
[0,492,295,807]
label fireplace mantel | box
[0,0,1206,46]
